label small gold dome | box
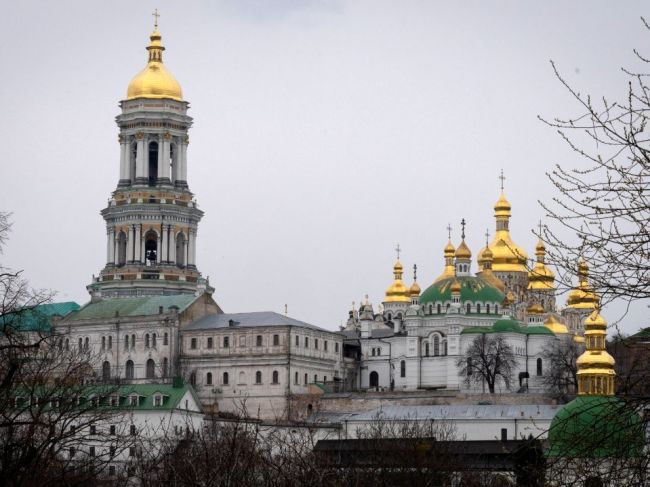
[126,29,183,101]
[527,302,544,315]
[455,240,472,259]
[528,239,555,290]
[494,192,512,216]
[409,281,421,297]
[567,259,599,309]
[489,191,528,273]
[435,240,456,283]
[385,260,410,303]
[544,314,569,334]
[444,240,455,257]
[450,279,462,293]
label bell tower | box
[88,21,212,299]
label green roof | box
[0,301,80,333]
[461,318,555,336]
[12,382,199,412]
[66,295,197,321]
[420,276,505,305]
[547,396,644,458]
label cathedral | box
[342,185,600,393]
[53,23,344,419]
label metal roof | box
[65,295,197,321]
[185,311,335,333]
[308,404,560,423]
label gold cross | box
[446,223,452,240]
[460,218,466,240]
[485,228,490,246]
[499,169,506,191]
[152,8,160,29]
[413,264,418,282]
[395,243,401,260]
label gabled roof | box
[461,318,555,336]
[65,295,198,321]
[185,311,335,333]
[0,301,80,333]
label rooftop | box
[65,295,198,321]
[185,311,334,333]
[1,301,80,333]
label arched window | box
[162,358,168,377]
[65,339,69,351]
[102,361,111,381]
[78,337,83,350]
[537,358,543,376]
[145,334,150,348]
[437,304,441,314]
[255,371,262,384]
[304,373,308,385]
[223,372,229,385]
[425,343,430,357]
[486,304,491,314]
[117,231,127,266]
[164,332,168,346]
[145,230,158,265]
[108,336,112,349]
[176,232,186,267]
[152,333,157,348]
[130,142,137,181]
[294,371,299,384]
[314,374,318,382]
[190,371,196,386]
[369,371,379,388]
[433,335,440,356]
[467,358,473,376]
[131,334,135,349]
[466,303,471,313]
[101,336,106,350]
[400,360,406,378]
[443,341,448,355]
[495,304,499,315]
[429,304,433,314]
[256,335,263,347]
[146,359,155,379]
[148,141,158,186]
[125,360,134,380]
[272,370,279,384]
[477,304,481,313]
[206,372,212,385]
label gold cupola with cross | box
[385,244,411,303]
[434,224,456,283]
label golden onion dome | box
[544,314,569,334]
[435,240,456,283]
[567,259,599,309]
[409,281,421,297]
[476,246,488,266]
[444,240,455,257]
[528,238,555,290]
[488,192,528,273]
[576,309,616,396]
[527,302,544,315]
[385,260,411,303]
[126,28,183,101]
[450,279,461,294]
[455,240,472,259]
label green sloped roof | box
[461,319,555,336]
[0,301,80,333]
[547,396,644,458]
[420,276,505,305]
[66,295,197,321]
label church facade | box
[342,189,599,393]
[54,24,343,419]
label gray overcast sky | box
[1,1,649,333]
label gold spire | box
[385,245,410,303]
[567,259,599,309]
[126,13,183,101]
[544,314,569,334]
[434,224,456,283]
[576,310,615,396]
[478,230,505,292]
[488,173,528,273]
[528,232,555,291]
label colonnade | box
[106,225,196,268]
[118,132,188,187]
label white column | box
[169,227,176,264]
[161,225,169,263]
[171,140,178,184]
[140,231,146,265]
[180,141,188,182]
[135,135,145,183]
[127,226,135,262]
[158,134,166,180]
[119,138,128,183]
[107,228,115,264]
[134,225,142,263]
[161,135,171,181]
[157,231,163,264]
[189,229,197,266]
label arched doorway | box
[145,230,158,265]
[102,361,111,381]
[369,371,379,389]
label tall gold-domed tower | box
[562,259,599,336]
[87,18,211,299]
[486,175,528,315]
[527,236,556,313]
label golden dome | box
[544,314,569,334]
[455,240,472,259]
[126,28,183,101]
[488,192,528,273]
[528,238,555,290]
[567,259,599,309]
[576,309,616,396]
[409,281,421,297]
[435,240,456,283]
[527,302,544,315]
[450,279,461,293]
[385,260,411,303]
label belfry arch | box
[176,232,186,267]
[144,230,158,265]
[148,141,158,186]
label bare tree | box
[541,338,582,401]
[457,334,516,394]
[539,18,650,317]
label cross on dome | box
[152,8,160,29]
[446,223,452,240]
[395,243,401,260]
[460,218,466,240]
[499,169,506,191]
